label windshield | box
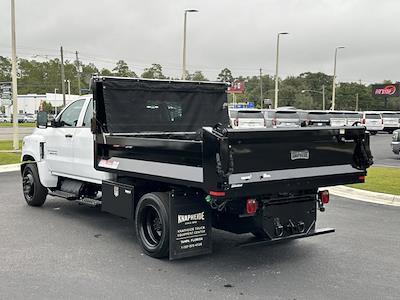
[275,112,299,119]
[236,111,264,119]
[308,112,330,120]
[365,114,381,119]
[382,113,400,118]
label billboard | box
[372,83,400,97]
[227,81,245,94]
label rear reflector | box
[209,191,226,197]
[358,175,365,182]
[318,190,330,204]
[246,199,258,215]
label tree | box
[217,68,234,82]
[191,71,208,81]
[42,101,53,113]
[0,56,11,82]
[100,68,113,76]
[112,60,137,77]
[141,64,166,79]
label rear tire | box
[22,163,48,207]
[135,192,170,258]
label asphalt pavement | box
[0,171,399,299]
[369,132,400,167]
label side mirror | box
[36,111,48,128]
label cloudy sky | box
[0,0,399,83]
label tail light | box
[382,118,384,124]
[246,199,258,215]
[272,118,277,126]
[233,118,239,126]
[264,118,267,127]
[361,118,366,124]
[318,190,330,204]
[358,175,365,182]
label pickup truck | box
[21,76,373,260]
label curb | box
[0,163,20,173]
[327,186,400,207]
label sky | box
[0,0,399,84]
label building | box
[1,93,83,116]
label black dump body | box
[93,77,373,197]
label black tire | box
[135,192,170,258]
[370,131,377,135]
[22,163,48,207]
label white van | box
[361,111,384,135]
[380,111,400,133]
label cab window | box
[82,100,93,128]
[58,99,85,127]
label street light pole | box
[260,68,263,109]
[10,0,19,150]
[66,80,71,100]
[182,9,198,80]
[322,84,326,110]
[274,32,289,109]
[331,46,345,111]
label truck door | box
[45,99,86,176]
[72,99,110,183]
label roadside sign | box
[227,81,245,94]
[0,82,12,100]
[372,83,400,97]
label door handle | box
[65,134,73,138]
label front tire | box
[22,163,48,207]
[135,192,170,258]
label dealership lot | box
[0,171,399,299]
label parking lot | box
[0,171,399,299]
[370,133,400,167]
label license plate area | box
[262,200,316,239]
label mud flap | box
[169,193,212,260]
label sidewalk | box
[0,163,20,173]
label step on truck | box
[21,76,373,260]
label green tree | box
[190,71,208,81]
[112,60,137,77]
[0,56,11,82]
[42,101,53,113]
[217,68,234,82]
[100,68,113,76]
[141,64,166,79]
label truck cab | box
[22,96,111,188]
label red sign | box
[227,81,245,94]
[372,84,400,97]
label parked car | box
[229,109,265,129]
[0,113,11,123]
[273,110,301,128]
[262,109,275,128]
[380,111,400,133]
[307,111,330,127]
[23,113,36,123]
[328,111,347,127]
[344,111,362,126]
[361,111,384,135]
[391,129,400,154]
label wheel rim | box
[23,171,35,201]
[140,205,163,249]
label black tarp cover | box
[97,77,229,134]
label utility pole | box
[181,9,198,80]
[322,84,326,110]
[331,46,345,111]
[355,93,359,111]
[60,46,66,106]
[274,32,289,109]
[75,51,81,95]
[259,68,263,109]
[11,0,18,150]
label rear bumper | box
[238,227,335,247]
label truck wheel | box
[22,163,48,207]
[135,192,170,258]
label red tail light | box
[246,199,258,215]
[358,175,365,182]
[234,118,239,126]
[209,191,226,197]
[318,190,330,204]
[361,118,366,124]
[272,118,277,126]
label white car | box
[361,111,384,135]
[380,111,400,133]
[0,114,11,123]
[229,109,265,129]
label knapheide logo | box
[374,85,397,95]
